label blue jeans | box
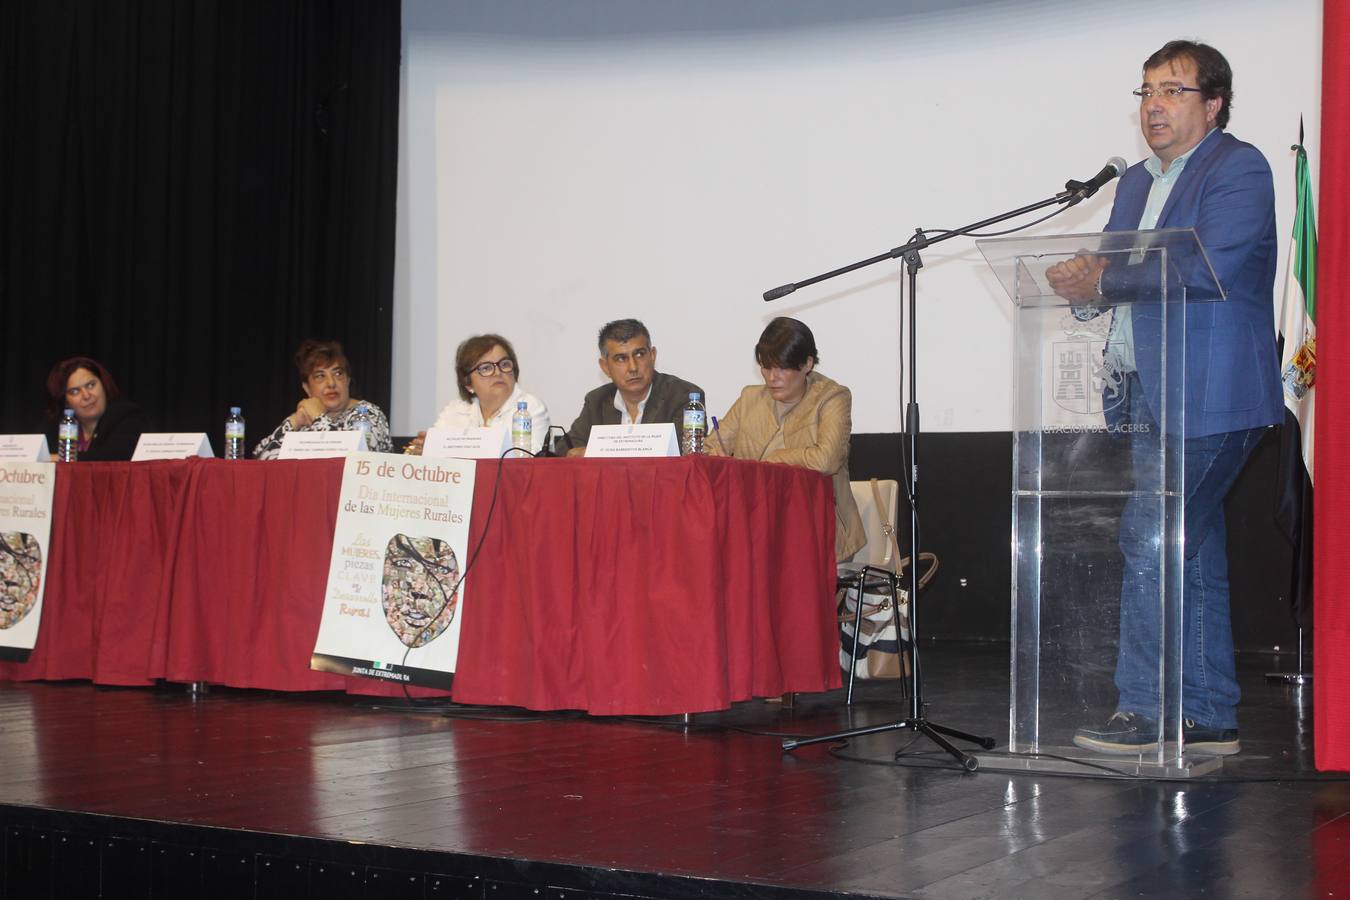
[1114,373,1261,730]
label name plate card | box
[0,435,50,462]
[132,433,214,461]
[0,461,56,663]
[422,426,511,460]
[585,423,679,458]
[278,430,367,459]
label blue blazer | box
[1100,129,1282,438]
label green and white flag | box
[1275,130,1317,627]
[1278,139,1317,480]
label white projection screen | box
[393,0,1321,436]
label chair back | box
[847,479,900,570]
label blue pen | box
[710,416,728,453]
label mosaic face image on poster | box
[0,463,56,662]
[0,533,42,630]
[381,533,460,648]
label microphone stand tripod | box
[775,184,1094,771]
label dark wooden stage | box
[1,642,1345,899]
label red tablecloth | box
[0,455,841,714]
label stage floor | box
[1,642,1346,899]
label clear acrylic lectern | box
[973,228,1226,777]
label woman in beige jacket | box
[706,317,866,562]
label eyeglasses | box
[1133,85,1202,102]
[472,358,515,377]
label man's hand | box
[565,446,586,458]
[1046,252,1109,303]
[404,430,427,455]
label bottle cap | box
[689,392,701,401]
[64,408,74,416]
[230,406,241,415]
[517,401,528,409]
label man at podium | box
[1046,40,1282,756]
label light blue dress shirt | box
[1106,128,1219,374]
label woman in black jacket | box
[45,357,147,461]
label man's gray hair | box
[597,319,651,353]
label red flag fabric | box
[1315,0,1350,771]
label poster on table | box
[0,462,56,663]
[311,453,477,690]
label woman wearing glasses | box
[407,334,550,455]
[253,338,392,459]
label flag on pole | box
[1275,125,1317,627]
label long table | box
[0,455,841,714]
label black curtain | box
[0,0,400,443]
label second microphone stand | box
[778,183,1096,770]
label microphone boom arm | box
[764,185,1083,302]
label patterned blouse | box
[252,402,393,460]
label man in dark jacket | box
[561,319,703,456]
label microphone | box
[544,424,570,457]
[1064,157,1128,204]
[763,282,797,302]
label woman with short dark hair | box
[707,317,866,561]
[253,339,392,459]
[406,334,550,455]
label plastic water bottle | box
[681,392,707,455]
[224,407,246,460]
[511,401,532,455]
[57,408,79,462]
[352,403,372,450]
